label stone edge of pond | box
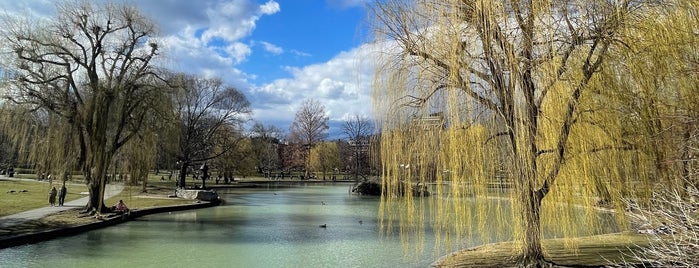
[0,199,221,250]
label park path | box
[0,175,124,229]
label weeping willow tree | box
[603,0,699,190]
[371,0,658,265]
[605,1,699,265]
[120,128,158,192]
[208,124,254,186]
[0,1,168,213]
[0,106,81,183]
[309,141,341,180]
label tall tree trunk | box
[521,188,545,265]
[355,150,360,180]
[178,162,189,189]
[84,91,114,213]
[85,152,111,213]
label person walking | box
[48,186,57,206]
[58,184,67,206]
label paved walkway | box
[0,175,124,229]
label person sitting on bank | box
[113,199,129,213]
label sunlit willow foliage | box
[0,1,169,213]
[120,123,161,192]
[370,0,696,264]
[309,141,341,180]
[210,125,256,183]
[613,0,698,266]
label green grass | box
[1,171,324,217]
[0,179,88,217]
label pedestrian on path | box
[49,187,57,206]
[58,184,67,206]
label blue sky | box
[240,1,368,82]
[0,0,377,139]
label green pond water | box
[0,183,618,267]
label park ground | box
[0,173,656,267]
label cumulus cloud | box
[250,43,380,130]
[141,0,279,88]
[225,42,253,64]
[259,1,281,14]
[198,0,279,43]
[2,0,380,137]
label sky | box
[0,0,378,139]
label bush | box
[625,182,699,267]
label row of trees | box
[285,99,376,180]
[0,1,376,214]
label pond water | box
[0,183,618,268]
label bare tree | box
[168,74,251,189]
[288,99,329,177]
[250,121,282,177]
[1,1,167,213]
[343,114,374,180]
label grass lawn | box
[104,184,194,210]
[0,179,88,217]
[435,232,654,267]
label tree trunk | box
[520,189,545,266]
[178,162,188,189]
[142,174,148,193]
[86,181,108,213]
[84,151,111,213]
[355,150,360,180]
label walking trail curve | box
[0,175,124,229]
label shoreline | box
[0,199,221,250]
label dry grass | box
[0,208,97,237]
[435,232,654,267]
[103,184,195,210]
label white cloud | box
[0,0,54,19]
[326,0,367,9]
[259,1,281,14]
[225,42,253,64]
[144,0,279,87]
[250,43,380,130]
[291,50,312,57]
[199,0,279,43]
[259,41,283,55]
[2,0,378,136]
[156,31,252,88]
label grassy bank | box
[435,232,654,267]
[0,179,88,217]
[103,184,193,210]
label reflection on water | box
[0,183,618,268]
